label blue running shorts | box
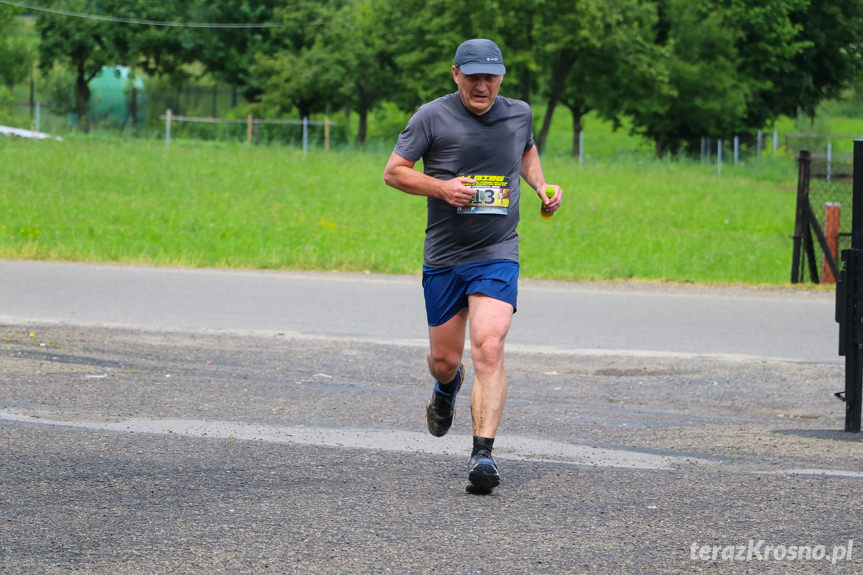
[422,259,519,327]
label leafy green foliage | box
[632,0,863,155]
[187,0,280,102]
[631,0,747,155]
[0,8,33,92]
[535,0,671,156]
[252,0,347,118]
[17,0,863,154]
[35,0,189,131]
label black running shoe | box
[466,451,500,495]
[426,363,464,437]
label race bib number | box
[457,175,510,215]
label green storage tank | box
[88,66,146,127]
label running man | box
[383,38,562,494]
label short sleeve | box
[393,104,433,163]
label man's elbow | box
[384,163,405,190]
[383,168,396,189]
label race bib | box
[457,175,510,215]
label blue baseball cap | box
[454,39,506,76]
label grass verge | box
[0,135,805,285]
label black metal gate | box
[835,141,863,433]
[791,151,842,284]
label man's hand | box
[439,176,477,207]
[385,152,476,207]
[539,184,562,214]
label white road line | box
[0,408,704,470]
[5,408,863,478]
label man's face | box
[452,66,503,116]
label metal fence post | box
[165,108,172,147]
[791,150,812,283]
[717,140,722,178]
[837,140,863,432]
[846,140,863,432]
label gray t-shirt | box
[393,92,535,268]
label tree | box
[534,0,620,154]
[630,0,863,156]
[535,0,671,156]
[384,0,506,111]
[188,0,280,104]
[496,0,540,104]
[716,0,809,131]
[113,2,195,83]
[627,0,747,155]
[584,1,672,156]
[0,8,34,92]
[35,0,189,132]
[252,0,348,119]
[36,0,113,132]
[728,0,863,125]
[320,0,399,145]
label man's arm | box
[520,145,562,214]
[383,151,477,207]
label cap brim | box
[459,63,506,76]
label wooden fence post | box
[823,202,841,284]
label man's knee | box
[427,351,461,381]
[470,335,505,370]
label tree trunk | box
[654,136,665,158]
[536,96,557,155]
[75,61,91,133]
[562,100,589,158]
[298,101,312,120]
[518,68,531,105]
[518,14,534,104]
[357,109,368,146]
[536,51,575,154]
[355,85,369,145]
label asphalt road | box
[0,260,840,363]
[1,261,860,574]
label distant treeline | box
[1,0,862,155]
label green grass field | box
[0,128,809,285]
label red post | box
[823,202,841,284]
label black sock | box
[472,436,495,457]
[437,367,461,395]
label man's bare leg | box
[464,294,513,494]
[425,308,468,437]
[427,307,468,384]
[467,294,513,439]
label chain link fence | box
[788,140,855,284]
[9,76,349,147]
